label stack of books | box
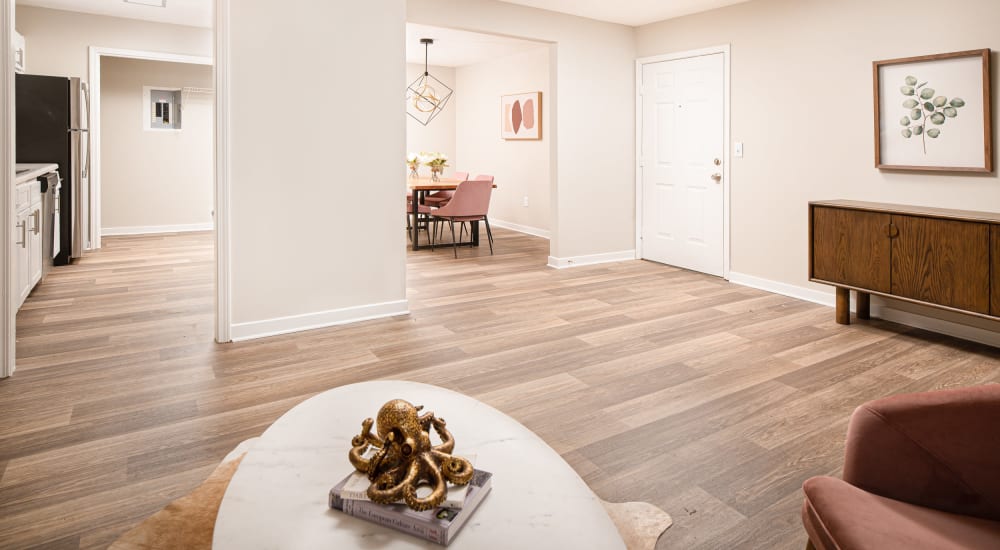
[329,465,492,546]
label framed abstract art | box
[501,92,542,140]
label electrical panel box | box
[146,88,182,130]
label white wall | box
[13,5,211,80]
[637,0,1000,333]
[227,0,408,339]
[407,0,637,261]
[406,63,459,178]
[456,46,551,233]
[100,57,213,233]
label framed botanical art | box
[874,49,993,172]
[501,92,542,140]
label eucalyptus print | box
[899,75,965,154]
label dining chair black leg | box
[449,221,458,259]
[483,217,494,255]
[430,219,436,250]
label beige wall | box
[406,63,459,178]
[637,0,1000,332]
[228,0,407,336]
[13,5,211,81]
[456,47,551,233]
[408,0,636,260]
[100,57,213,231]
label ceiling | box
[406,23,547,68]
[17,0,212,28]
[496,0,754,26]
[16,0,753,32]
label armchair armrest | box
[842,384,1000,521]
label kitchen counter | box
[15,163,58,185]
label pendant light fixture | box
[406,38,453,126]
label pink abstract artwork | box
[501,92,542,140]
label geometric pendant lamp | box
[406,38,453,126]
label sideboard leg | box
[857,291,871,320]
[835,287,851,325]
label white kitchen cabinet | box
[15,180,43,309]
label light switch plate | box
[734,142,744,158]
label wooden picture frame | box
[873,49,992,172]
[501,92,542,141]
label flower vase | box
[408,165,419,179]
[430,166,443,182]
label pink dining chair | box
[430,180,494,258]
[424,171,469,207]
[454,174,494,241]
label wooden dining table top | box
[407,177,496,191]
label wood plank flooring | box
[2,229,999,549]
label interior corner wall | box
[227,0,408,339]
[407,0,636,260]
[100,58,213,232]
[456,47,551,234]
[13,5,211,82]
[637,0,1000,333]
[406,63,459,178]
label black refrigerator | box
[16,74,90,266]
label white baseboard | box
[727,271,1000,348]
[547,250,637,269]
[230,299,410,342]
[489,218,550,239]
[727,271,835,307]
[102,222,214,236]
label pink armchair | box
[802,384,1000,549]
[429,179,494,258]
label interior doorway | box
[89,48,214,246]
[637,46,731,278]
[402,23,555,260]
[1,0,232,378]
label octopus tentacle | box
[368,459,420,504]
[429,417,455,454]
[431,450,473,485]
[349,418,382,472]
[403,454,447,512]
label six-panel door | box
[811,206,892,293]
[891,215,991,314]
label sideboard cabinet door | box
[890,215,990,314]
[811,207,891,293]
[992,225,1000,317]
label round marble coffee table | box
[213,381,626,549]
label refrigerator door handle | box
[82,129,91,179]
[81,82,91,178]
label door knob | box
[710,173,722,183]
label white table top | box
[213,381,625,549]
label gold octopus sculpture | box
[349,399,474,512]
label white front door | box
[640,53,725,277]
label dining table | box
[408,177,496,251]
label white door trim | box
[87,46,213,250]
[214,0,232,343]
[1,0,15,377]
[635,44,731,279]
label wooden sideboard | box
[809,200,1000,325]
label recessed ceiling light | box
[124,0,167,7]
